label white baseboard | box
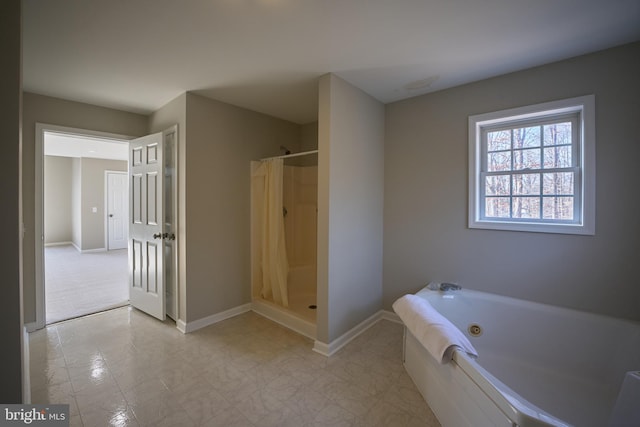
[251,299,316,340]
[81,247,107,253]
[381,309,401,323]
[176,319,187,333]
[176,303,252,334]
[312,340,331,356]
[313,310,384,357]
[25,322,38,333]
[177,305,401,357]
[44,241,73,247]
[67,242,106,253]
[23,326,31,404]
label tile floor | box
[45,245,129,324]
[29,307,441,426]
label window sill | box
[469,219,594,235]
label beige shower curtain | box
[252,159,289,307]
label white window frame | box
[469,95,595,235]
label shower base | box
[288,293,317,322]
[252,294,316,339]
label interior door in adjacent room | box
[106,171,128,250]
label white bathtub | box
[402,287,640,427]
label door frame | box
[162,125,180,322]
[34,123,133,331]
[104,170,128,251]
[35,123,180,330]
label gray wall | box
[150,92,301,323]
[22,92,148,324]
[71,158,81,248]
[184,93,301,322]
[301,121,318,151]
[383,42,640,321]
[0,0,23,402]
[79,158,127,250]
[44,156,73,244]
[317,74,385,343]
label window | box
[469,95,595,235]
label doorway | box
[42,130,130,324]
[34,124,180,330]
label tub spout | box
[427,282,461,291]
[440,283,461,291]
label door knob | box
[153,233,162,239]
[109,214,114,217]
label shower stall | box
[250,150,318,338]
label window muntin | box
[480,114,579,223]
[468,95,595,235]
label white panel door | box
[107,172,128,250]
[129,132,165,320]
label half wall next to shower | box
[250,153,318,338]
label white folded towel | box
[393,294,478,364]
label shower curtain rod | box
[259,149,318,161]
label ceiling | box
[23,0,640,125]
